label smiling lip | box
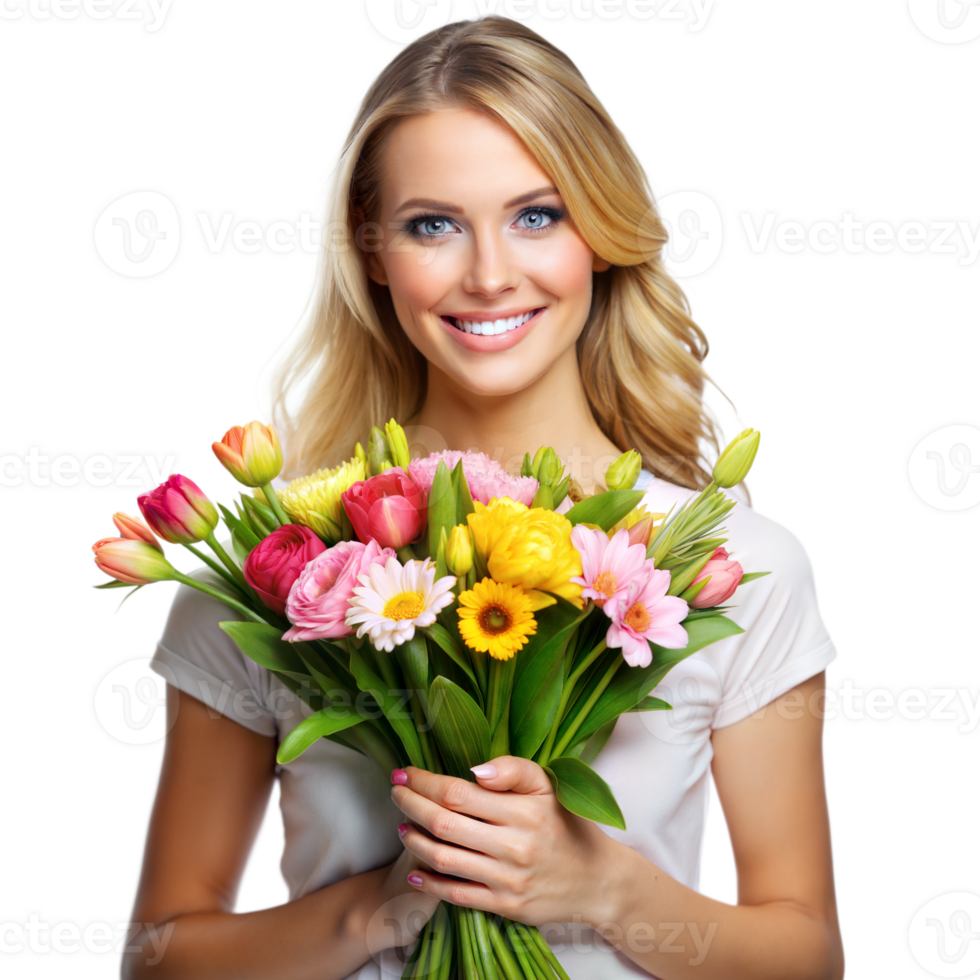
[440,307,544,352]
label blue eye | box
[405,214,458,239]
[420,217,450,236]
[515,207,565,231]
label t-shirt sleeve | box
[709,509,837,730]
[150,570,278,737]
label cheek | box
[521,235,595,312]
[382,249,452,330]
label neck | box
[413,346,623,492]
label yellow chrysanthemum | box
[467,497,583,611]
[269,457,365,542]
[458,578,537,660]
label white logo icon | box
[365,0,453,44]
[909,425,980,511]
[909,0,980,43]
[909,893,980,977]
[95,658,176,745]
[95,191,180,278]
[655,191,723,278]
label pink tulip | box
[112,512,161,550]
[212,422,283,487]
[138,475,219,545]
[283,539,395,641]
[93,537,176,585]
[342,468,425,550]
[688,547,743,608]
[243,524,327,616]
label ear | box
[365,250,389,286]
[592,253,612,273]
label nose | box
[462,224,520,298]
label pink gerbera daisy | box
[570,526,647,609]
[605,565,689,667]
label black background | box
[0,0,980,977]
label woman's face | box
[365,108,609,398]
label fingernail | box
[470,763,497,779]
[397,823,409,839]
[391,769,408,785]
[407,873,424,887]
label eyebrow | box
[393,186,560,215]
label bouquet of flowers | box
[93,420,764,979]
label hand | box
[390,757,633,928]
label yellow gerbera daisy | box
[458,578,537,661]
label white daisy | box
[345,556,456,652]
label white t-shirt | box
[150,473,836,979]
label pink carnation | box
[283,540,395,641]
[407,450,538,507]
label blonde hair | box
[274,16,719,490]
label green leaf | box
[577,717,618,765]
[276,706,364,764]
[563,489,645,531]
[544,756,626,829]
[428,676,491,780]
[427,461,456,560]
[94,580,134,589]
[348,644,426,769]
[451,458,476,522]
[219,622,309,674]
[738,571,771,584]
[510,597,589,759]
[219,503,261,548]
[569,615,744,745]
[629,695,673,711]
[423,623,482,706]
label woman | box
[127,17,844,980]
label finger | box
[405,869,501,917]
[391,767,516,823]
[392,783,509,858]
[469,756,554,796]
[398,821,500,887]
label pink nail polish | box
[391,769,408,785]
[407,874,424,887]
[470,763,497,779]
[397,823,409,839]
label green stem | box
[538,639,607,764]
[172,571,269,625]
[514,924,552,979]
[487,917,522,980]
[550,656,623,761]
[457,907,478,980]
[529,926,571,980]
[506,923,541,980]
[427,903,449,980]
[471,910,498,979]
[205,531,249,590]
[182,543,243,594]
[260,482,289,526]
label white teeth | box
[450,309,538,336]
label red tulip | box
[342,468,425,550]
[689,547,744,608]
[138,475,219,545]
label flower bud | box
[384,418,411,471]
[213,421,283,487]
[537,447,560,487]
[93,537,176,585]
[138,475,219,544]
[688,547,743,608]
[604,449,642,491]
[112,512,161,550]
[368,427,393,475]
[445,524,474,577]
[354,441,368,475]
[712,428,760,489]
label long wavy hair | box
[273,16,720,489]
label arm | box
[392,671,844,979]
[123,684,438,980]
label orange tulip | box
[213,421,283,487]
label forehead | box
[379,108,555,211]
